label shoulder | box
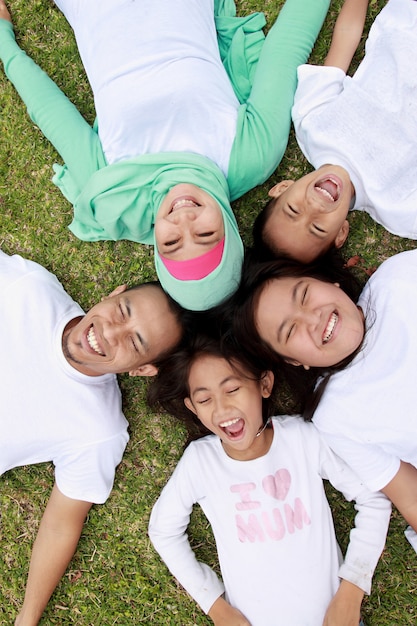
[0,251,70,298]
[186,434,220,459]
[271,415,321,447]
[360,250,417,308]
[378,249,417,275]
[295,64,346,100]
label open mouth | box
[169,196,200,214]
[87,325,105,356]
[323,312,338,344]
[314,176,341,202]
[219,417,245,439]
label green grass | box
[1,0,417,624]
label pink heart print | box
[262,469,291,500]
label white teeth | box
[219,417,240,428]
[87,326,104,355]
[172,198,197,211]
[323,312,338,343]
[317,186,334,201]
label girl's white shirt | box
[314,249,417,492]
[149,416,390,624]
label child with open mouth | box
[147,334,389,626]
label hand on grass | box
[0,0,12,23]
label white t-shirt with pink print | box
[149,416,390,625]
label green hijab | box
[63,153,243,311]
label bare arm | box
[382,461,417,531]
[322,579,364,626]
[324,0,369,71]
[15,483,92,626]
[208,596,251,626]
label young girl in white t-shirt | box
[231,248,417,556]
[147,334,389,626]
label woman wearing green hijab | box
[0,0,329,310]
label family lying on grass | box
[2,0,417,624]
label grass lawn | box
[1,0,416,624]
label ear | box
[129,363,158,377]
[284,358,310,371]
[103,284,128,301]
[260,370,274,398]
[268,180,295,198]
[334,220,349,249]
[184,397,197,415]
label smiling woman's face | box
[154,184,224,261]
[255,276,365,368]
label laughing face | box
[154,183,225,261]
[264,165,354,262]
[184,354,274,461]
[62,284,182,377]
[255,276,365,368]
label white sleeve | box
[317,426,401,493]
[0,251,52,289]
[318,433,391,595]
[292,64,347,161]
[148,447,225,615]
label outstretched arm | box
[228,0,330,200]
[324,0,369,71]
[148,451,226,619]
[0,0,106,198]
[383,461,417,532]
[15,483,92,626]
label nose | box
[102,320,123,346]
[299,307,321,330]
[307,193,337,215]
[212,396,231,421]
[169,207,197,224]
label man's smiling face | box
[62,284,183,377]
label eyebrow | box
[276,280,303,344]
[191,375,239,396]
[125,297,148,353]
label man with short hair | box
[1,250,184,626]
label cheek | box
[154,221,175,249]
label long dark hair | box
[231,249,365,418]
[147,333,277,442]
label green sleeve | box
[227,0,330,201]
[0,19,106,200]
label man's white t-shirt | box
[0,251,128,503]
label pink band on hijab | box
[159,238,225,280]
